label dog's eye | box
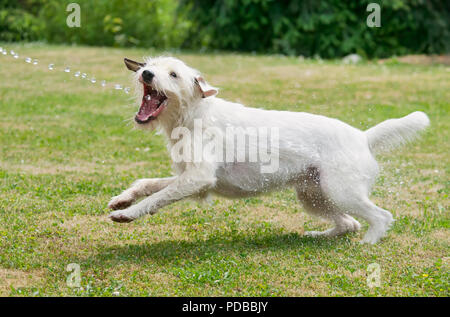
[170,71,177,78]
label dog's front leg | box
[108,177,177,210]
[109,170,215,223]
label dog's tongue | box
[136,88,165,122]
[136,96,160,122]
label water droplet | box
[101,80,106,87]
[32,59,38,65]
[25,57,32,63]
[2,51,6,55]
[114,84,122,90]
[13,54,19,59]
[124,87,130,94]
[74,71,80,77]
[10,50,15,55]
[81,73,87,79]
[0,47,2,53]
[64,67,70,73]
[90,77,96,84]
[145,95,151,101]
[48,64,54,70]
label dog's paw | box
[108,194,133,210]
[304,230,324,238]
[109,210,135,223]
[360,237,378,245]
[360,232,381,244]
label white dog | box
[108,56,430,244]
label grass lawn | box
[0,43,448,296]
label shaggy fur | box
[108,56,430,244]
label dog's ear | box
[195,76,218,98]
[124,58,145,72]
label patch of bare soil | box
[379,55,450,65]
[0,268,44,295]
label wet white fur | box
[109,56,430,244]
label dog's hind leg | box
[295,167,361,238]
[304,214,361,238]
[108,177,177,210]
[296,186,361,238]
[319,168,393,244]
[329,196,393,244]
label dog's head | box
[124,56,218,128]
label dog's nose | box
[142,70,154,82]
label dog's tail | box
[366,111,430,154]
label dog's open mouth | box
[135,84,168,124]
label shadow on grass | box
[89,231,356,266]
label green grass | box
[0,43,448,296]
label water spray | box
[0,46,131,95]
